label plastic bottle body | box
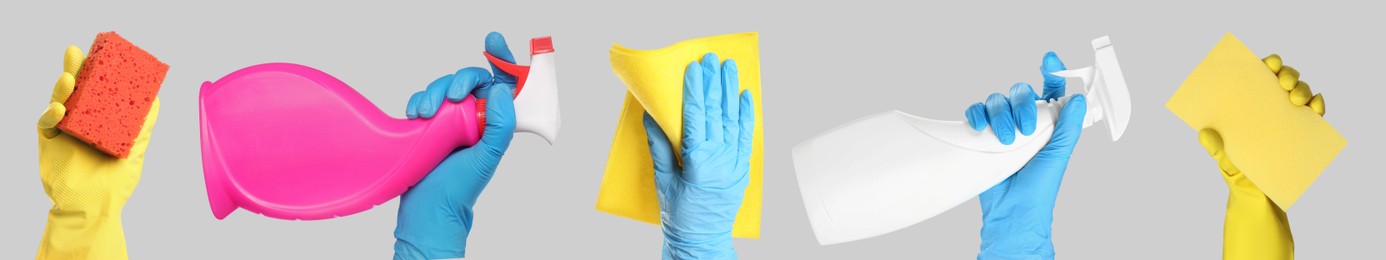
[793,35,1128,245]
[793,101,1061,245]
[200,63,480,220]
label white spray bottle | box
[791,36,1131,245]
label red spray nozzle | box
[476,36,554,137]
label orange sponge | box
[57,32,168,158]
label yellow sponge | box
[1167,33,1347,210]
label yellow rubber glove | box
[36,45,160,260]
[1198,54,1321,260]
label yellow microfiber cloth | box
[1167,33,1347,210]
[598,32,763,238]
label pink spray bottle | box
[199,37,559,220]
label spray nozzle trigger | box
[1049,66,1095,88]
[1045,35,1131,142]
[479,36,560,145]
[484,52,532,93]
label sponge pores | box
[56,32,168,158]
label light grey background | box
[2,0,1381,258]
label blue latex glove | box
[1039,51,1067,102]
[642,53,755,260]
[393,32,518,260]
[483,32,520,94]
[965,82,1042,145]
[964,52,1086,260]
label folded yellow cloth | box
[1167,33,1346,210]
[598,32,763,238]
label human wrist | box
[40,213,127,259]
[979,204,1055,260]
[662,231,735,260]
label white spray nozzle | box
[1048,35,1131,142]
[488,36,561,144]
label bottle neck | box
[418,97,482,149]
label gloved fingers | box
[965,102,988,131]
[1262,54,1283,74]
[1009,82,1039,136]
[1040,51,1067,102]
[1197,128,1225,159]
[1048,94,1086,148]
[736,90,755,165]
[484,31,519,89]
[406,91,426,119]
[1268,55,1326,116]
[64,45,83,74]
[984,93,1016,145]
[701,53,725,145]
[644,112,681,186]
[40,45,81,137]
[1288,81,1313,106]
[417,74,455,119]
[1276,66,1299,91]
[51,72,76,104]
[447,67,492,102]
[1198,128,1243,178]
[471,84,517,157]
[1309,93,1325,115]
[38,102,66,138]
[721,59,740,147]
[682,61,706,148]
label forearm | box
[661,182,742,260]
[393,204,474,259]
[979,203,1055,260]
[662,236,736,260]
[1222,170,1294,260]
[39,212,127,260]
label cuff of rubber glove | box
[979,233,1056,260]
[394,237,465,260]
[979,248,1056,260]
[40,215,127,258]
[662,235,736,260]
[979,216,1055,259]
[393,226,468,260]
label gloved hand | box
[966,52,1068,144]
[1198,54,1314,260]
[393,32,518,260]
[642,53,755,260]
[1039,52,1067,102]
[965,52,1086,260]
[37,46,161,260]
